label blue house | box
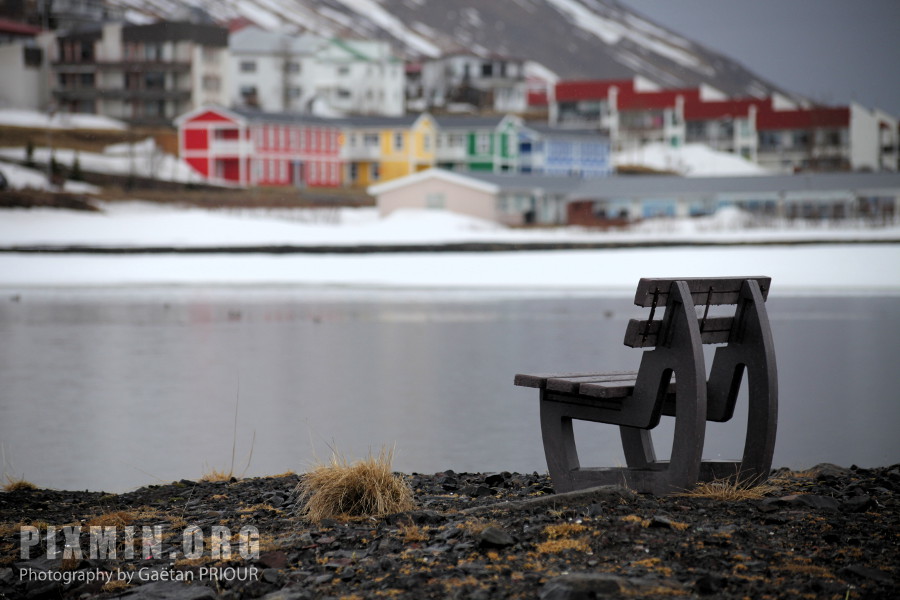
[519,125,612,178]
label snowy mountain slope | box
[108,0,794,100]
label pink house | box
[176,105,344,187]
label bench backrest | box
[624,276,776,427]
[624,276,771,348]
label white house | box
[419,53,528,113]
[229,26,405,117]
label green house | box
[434,114,523,173]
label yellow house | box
[341,114,436,186]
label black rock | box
[119,581,217,599]
[540,574,629,599]
[840,494,875,512]
[694,573,726,594]
[479,526,515,548]
[840,565,894,584]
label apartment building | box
[50,21,229,125]
[229,26,405,117]
[419,53,528,113]
[549,77,899,173]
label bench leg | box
[539,400,580,493]
[704,278,778,485]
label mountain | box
[108,0,796,100]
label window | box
[337,88,352,99]
[394,133,404,151]
[363,133,379,147]
[202,47,219,64]
[202,75,220,92]
[144,44,162,62]
[476,133,491,154]
[287,87,302,98]
[425,193,445,209]
[370,163,380,181]
[481,62,493,77]
[349,163,358,181]
[240,60,256,73]
[423,134,432,151]
[338,66,350,76]
[286,61,300,73]
[145,72,165,90]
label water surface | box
[0,288,897,491]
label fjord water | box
[0,288,897,492]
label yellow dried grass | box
[679,477,778,501]
[295,448,415,522]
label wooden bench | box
[514,277,778,495]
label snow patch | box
[0,109,126,131]
[332,0,441,57]
[614,143,770,177]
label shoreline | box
[2,237,899,255]
[2,465,897,599]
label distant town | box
[1,2,898,228]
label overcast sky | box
[617,0,900,116]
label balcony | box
[54,60,191,73]
[435,146,467,161]
[209,140,254,155]
[99,88,192,101]
[341,145,382,160]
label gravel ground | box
[1,464,897,599]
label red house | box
[176,106,344,188]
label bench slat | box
[545,372,639,393]
[514,372,622,389]
[633,276,771,307]
[519,371,676,400]
[623,316,734,348]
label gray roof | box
[434,115,508,130]
[229,26,326,55]
[569,172,900,200]
[230,108,346,127]
[462,172,586,196]
[339,114,428,128]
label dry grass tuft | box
[86,511,135,528]
[199,467,234,483]
[295,448,415,522]
[2,475,37,491]
[680,477,778,501]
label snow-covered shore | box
[1,203,898,293]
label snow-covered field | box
[0,202,898,293]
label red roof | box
[756,107,850,130]
[683,98,770,121]
[0,18,42,37]
[617,88,701,111]
[555,79,634,102]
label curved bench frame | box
[519,277,778,495]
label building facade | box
[519,125,612,178]
[229,26,405,117]
[0,18,46,109]
[341,113,437,187]
[419,53,527,113]
[50,21,229,125]
[176,105,343,187]
[434,115,521,173]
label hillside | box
[107,0,798,100]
